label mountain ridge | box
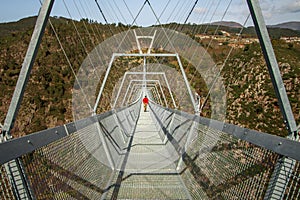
[207,20,300,32]
[1,16,300,36]
[209,21,243,28]
[0,16,299,138]
[268,21,300,31]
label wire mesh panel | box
[23,133,106,199]
[182,127,278,199]
[264,156,300,200]
[284,161,300,199]
[1,100,299,199]
[0,101,141,199]
[150,103,300,200]
[0,165,15,200]
[22,131,110,199]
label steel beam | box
[93,54,115,113]
[246,1,298,199]
[128,84,160,105]
[175,54,197,113]
[113,71,176,108]
[246,0,297,139]
[152,103,300,161]
[1,1,55,199]
[113,53,178,57]
[143,57,147,94]
[122,80,166,106]
[133,30,156,54]
[2,0,55,139]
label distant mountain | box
[209,21,244,28]
[201,21,300,38]
[268,21,300,31]
[209,21,300,32]
[0,16,299,138]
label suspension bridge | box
[0,0,299,199]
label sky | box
[0,0,299,27]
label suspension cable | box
[200,14,251,113]
[37,0,93,112]
[182,0,199,29]
[80,0,109,70]
[107,0,135,48]
[73,0,103,69]
[189,0,231,81]
[95,0,109,24]
[82,0,105,43]
[166,0,233,112]
[115,0,148,52]
[179,0,229,90]
[94,0,115,36]
[62,0,100,79]
[146,0,177,53]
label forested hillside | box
[0,16,299,138]
[0,17,128,136]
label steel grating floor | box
[103,106,191,199]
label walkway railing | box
[1,100,299,199]
[149,102,300,200]
[0,99,141,200]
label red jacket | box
[143,97,149,104]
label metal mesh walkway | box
[1,101,300,199]
[103,105,191,199]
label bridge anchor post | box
[246,0,298,198]
[1,0,55,199]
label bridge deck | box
[104,105,191,199]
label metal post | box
[95,116,115,170]
[176,54,197,113]
[163,73,177,108]
[134,29,157,54]
[113,72,127,108]
[94,54,116,113]
[143,57,147,95]
[128,84,159,105]
[177,120,197,170]
[147,30,157,54]
[127,84,138,106]
[1,1,54,199]
[158,109,167,138]
[122,80,134,106]
[0,123,3,143]
[246,0,297,139]
[154,85,163,105]
[157,80,168,107]
[246,0,298,199]
[2,0,55,139]
[123,80,166,106]
[128,85,147,105]
[134,30,142,54]
[175,53,199,170]
[118,72,176,107]
[164,111,175,144]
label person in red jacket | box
[143,96,149,112]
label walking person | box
[143,96,149,112]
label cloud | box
[257,0,300,23]
[260,0,300,14]
[280,1,300,13]
[191,0,299,25]
[194,7,207,14]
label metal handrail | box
[0,99,142,165]
[150,102,300,161]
